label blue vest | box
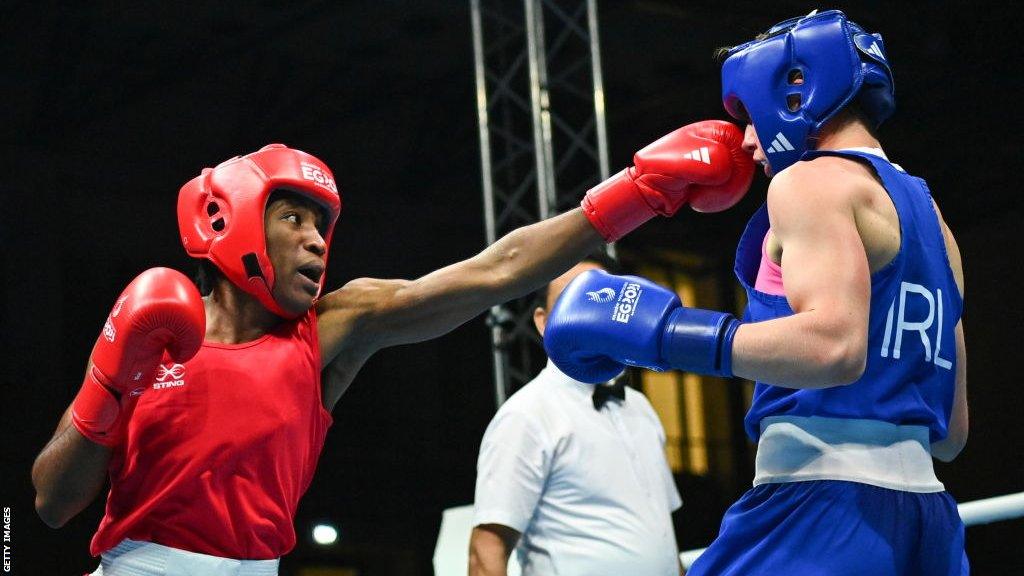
[735,150,962,442]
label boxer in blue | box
[544,10,969,575]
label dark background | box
[3,1,1022,574]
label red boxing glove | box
[582,120,754,242]
[71,268,206,446]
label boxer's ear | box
[533,306,548,336]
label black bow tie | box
[592,375,627,410]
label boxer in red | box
[32,130,752,574]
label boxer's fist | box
[543,270,680,383]
[676,120,755,213]
[71,268,206,446]
[582,120,754,241]
[544,270,742,383]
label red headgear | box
[177,144,342,318]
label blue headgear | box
[721,10,895,173]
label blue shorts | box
[688,480,968,576]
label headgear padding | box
[177,144,342,318]
[721,10,895,173]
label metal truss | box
[471,0,612,407]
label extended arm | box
[314,209,600,407]
[323,209,602,354]
[316,121,754,376]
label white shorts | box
[89,539,279,576]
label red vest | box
[91,311,332,559]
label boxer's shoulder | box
[318,276,423,318]
[314,277,402,361]
[768,156,878,218]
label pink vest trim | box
[754,230,786,296]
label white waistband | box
[754,416,944,493]
[91,539,279,576]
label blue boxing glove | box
[544,269,741,384]
[543,270,680,383]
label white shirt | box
[474,362,682,576]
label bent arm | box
[469,524,520,576]
[929,201,967,461]
[319,208,603,357]
[731,166,871,388]
[32,404,112,528]
[931,321,967,461]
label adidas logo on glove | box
[682,147,711,164]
